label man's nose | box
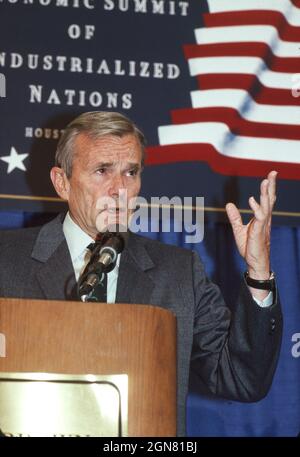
[108,173,125,197]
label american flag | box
[146,0,300,180]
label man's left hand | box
[225,171,277,299]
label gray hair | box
[55,111,146,177]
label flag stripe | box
[188,56,293,89]
[196,74,300,106]
[158,122,300,163]
[146,145,300,180]
[184,43,300,72]
[170,107,300,140]
[190,89,300,125]
[207,0,300,26]
[194,25,300,58]
[203,10,300,40]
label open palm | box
[226,171,277,280]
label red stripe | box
[203,10,300,41]
[195,74,299,106]
[185,42,271,58]
[184,43,300,72]
[145,144,300,180]
[170,107,300,140]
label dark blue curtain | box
[1,210,299,437]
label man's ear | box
[50,167,70,201]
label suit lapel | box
[31,214,77,300]
[116,233,155,305]
[36,242,77,300]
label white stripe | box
[195,25,300,58]
[207,0,300,27]
[191,88,300,125]
[158,122,300,163]
[188,56,294,89]
[159,122,226,150]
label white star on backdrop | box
[0,147,29,174]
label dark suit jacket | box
[0,214,283,436]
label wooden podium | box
[0,298,177,437]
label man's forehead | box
[75,132,141,158]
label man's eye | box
[96,168,106,175]
[126,168,139,177]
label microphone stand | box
[77,231,123,302]
[77,238,105,302]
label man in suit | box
[0,111,282,436]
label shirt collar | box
[63,212,94,262]
[62,212,121,271]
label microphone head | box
[98,223,129,254]
[78,225,129,300]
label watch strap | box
[244,271,276,291]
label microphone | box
[78,225,128,302]
[97,231,126,272]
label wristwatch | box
[244,271,276,291]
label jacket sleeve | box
[190,250,283,402]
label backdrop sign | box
[0,0,299,223]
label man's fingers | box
[226,171,277,230]
[259,170,277,218]
[259,179,270,216]
[249,196,265,222]
[255,171,277,219]
[225,202,243,229]
[267,170,277,208]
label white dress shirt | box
[63,212,119,303]
[252,289,273,307]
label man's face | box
[51,133,143,238]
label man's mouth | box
[100,207,126,214]
[95,206,129,233]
